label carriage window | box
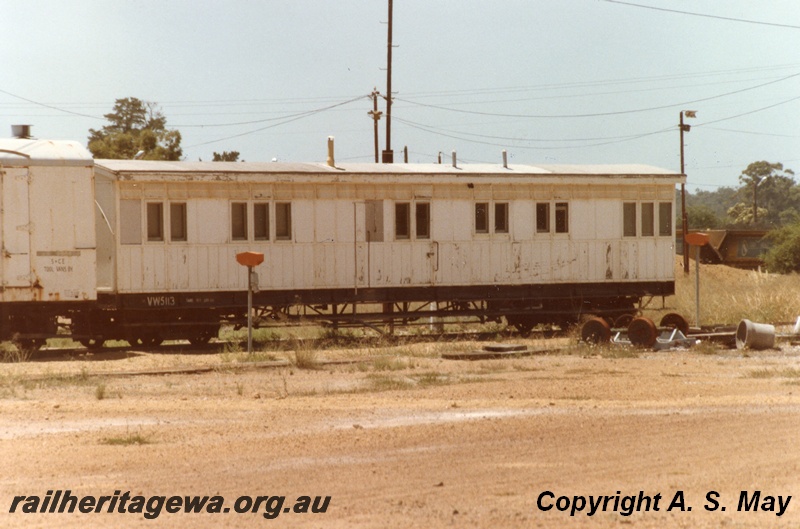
[555,202,569,233]
[495,203,509,233]
[536,203,550,233]
[475,203,489,234]
[641,202,654,237]
[395,202,410,239]
[170,202,187,242]
[231,202,248,241]
[275,202,292,240]
[659,202,672,236]
[415,202,430,239]
[254,203,270,241]
[146,202,164,242]
[623,203,637,237]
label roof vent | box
[327,136,335,167]
[11,125,32,139]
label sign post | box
[684,233,709,327]
[236,252,265,354]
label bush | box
[764,223,800,273]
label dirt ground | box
[1,337,799,528]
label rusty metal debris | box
[580,312,800,352]
[581,313,696,351]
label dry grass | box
[0,343,32,363]
[746,367,800,379]
[370,356,409,371]
[365,371,456,392]
[644,258,800,326]
[101,430,153,446]
[291,335,321,369]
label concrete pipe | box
[735,319,775,350]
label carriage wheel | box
[580,317,611,344]
[628,317,657,348]
[614,313,635,329]
[659,313,689,336]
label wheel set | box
[581,313,690,348]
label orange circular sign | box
[685,232,710,246]
[236,251,265,267]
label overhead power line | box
[394,116,672,151]
[0,87,104,121]
[395,91,800,152]
[695,95,800,127]
[395,72,800,119]
[0,88,369,132]
[395,116,669,144]
[185,95,369,148]
[603,0,800,30]
[705,127,800,139]
[401,62,800,100]
[173,95,369,128]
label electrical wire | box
[0,88,104,121]
[401,63,800,101]
[395,72,800,119]
[395,116,672,151]
[603,0,800,30]
[184,95,369,147]
[395,90,800,152]
[173,95,369,128]
[395,116,669,144]
[694,95,800,128]
[0,87,368,131]
[704,127,800,139]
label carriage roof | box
[96,159,684,185]
[0,138,93,167]
[0,138,683,184]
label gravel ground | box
[1,339,799,528]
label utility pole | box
[381,0,394,163]
[368,89,382,163]
[753,181,759,225]
[753,175,770,225]
[679,110,696,275]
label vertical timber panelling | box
[107,175,679,295]
[534,240,547,282]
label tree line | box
[685,161,796,230]
[684,161,800,273]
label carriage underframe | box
[0,280,672,349]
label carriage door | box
[428,241,439,285]
[353,201,383,290]
[353,202,366,289]
[1,167,32,290]
[364,201,384,288]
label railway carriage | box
[0,138,97,348]
[0,136,684,348]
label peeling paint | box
[511,243,522,274]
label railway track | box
[13,327,565,361]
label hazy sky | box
[2,0,798,191]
